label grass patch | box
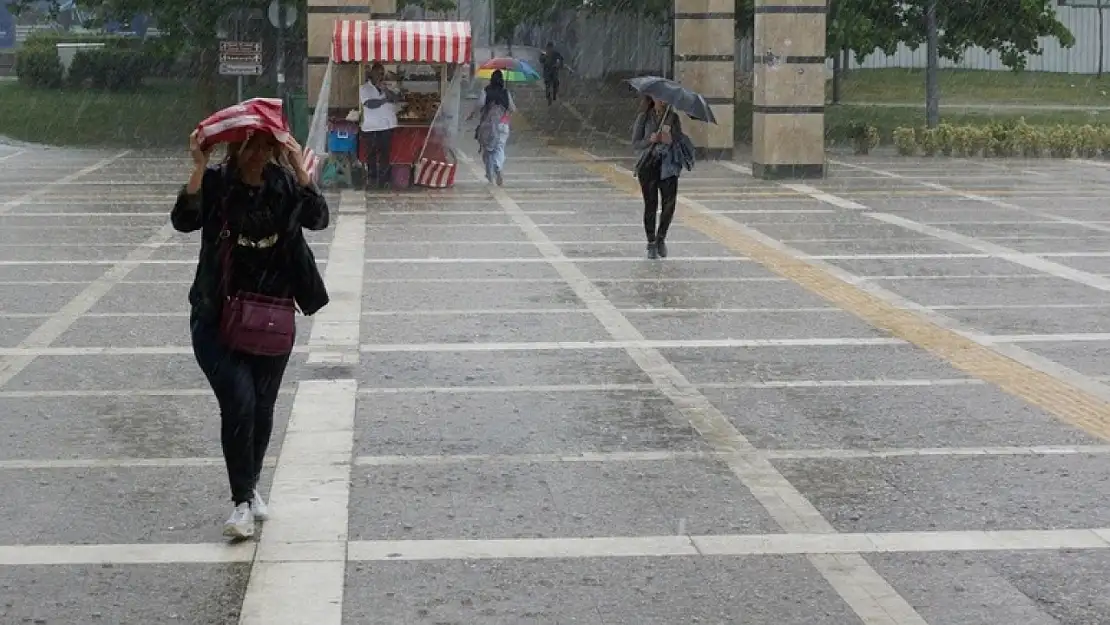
[734,101,1110,145]
[0,80,272,148]
[831,68,1110,106]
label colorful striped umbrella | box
[475,57,542,83]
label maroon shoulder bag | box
[216,197,296,357]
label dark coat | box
[171,162,330,322]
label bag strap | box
[217,190,236,301]
[214,169,300,308]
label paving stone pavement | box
[7,103,1110,624]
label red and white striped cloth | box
[332,20,472,64]
[195,97,317,178]
[195,98,293,150]
[414,158,456,188]
[302,148,321,179]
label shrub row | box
[888,118,1110,158]
[68,48,147,90]
[16,42,148,91]
[15,32,175,90]
[14,45,63,88]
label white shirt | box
[359,81,398,132]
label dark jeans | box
[360,129,393,187]
[191,313,290,504]
[544,77,559,103]
[638,165,678,243]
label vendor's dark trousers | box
[639,168,678,243]
[191,314,290,505]
[360,129,393,188]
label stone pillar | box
[672,0,735,160]
[751,0,827,179]
[306,0,397,114]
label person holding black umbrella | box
[632,95,695,259]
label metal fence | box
[519,3,1110,79]
[511,11,668,79]
[823,4,1110,74]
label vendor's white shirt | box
[359,81,397,132]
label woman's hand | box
[658,130,672,145]
[281,137,312,187]
[185,131,209,195]
[282,137,305,168]
[189,130,211,168]
[648,132,660,143]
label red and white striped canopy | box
[332,20,472,64]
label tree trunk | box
[1100,0,1105,78]
[925,0,939,128]
[828,0,840,103]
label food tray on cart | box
[397,92,440,123]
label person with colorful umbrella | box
[476,57,543,83]
[467,69,517,185]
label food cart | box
[308,19,471,189]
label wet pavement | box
[6,105,1110,624]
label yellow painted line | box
[549,143,1110,442]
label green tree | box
[11,0,457,107]
[829,0,1073,125]
[11,0,280,108]
[493,0,559,49]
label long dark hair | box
[641,96,682,134]
[483,69,510,111]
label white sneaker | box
[251,488,269,522]
[223,502,255,539]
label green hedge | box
[14,45,63,88]
[889,118,1110,158]
[21,31,176,79]
[69,48,147,90]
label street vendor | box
[359,62,400,189]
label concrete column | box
[672,0,735,160]
[306,0,397,113]
[751,0,827,179]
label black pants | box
[544,77,559,103]
[360,129,393,187]
[639,165,678,243]
[191,313,290,504]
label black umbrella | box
[626,75,718,124]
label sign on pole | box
[268,0,296,28]
[219,40,263,76]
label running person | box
[540,42,563,104]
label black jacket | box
[171,162,330,321]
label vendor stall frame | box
[319,19,472,189]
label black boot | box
[646,242,658,259]
[655,239,667,258]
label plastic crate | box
[327,129,357,154]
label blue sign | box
[0,2,15,50]
[104,14,149,38]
